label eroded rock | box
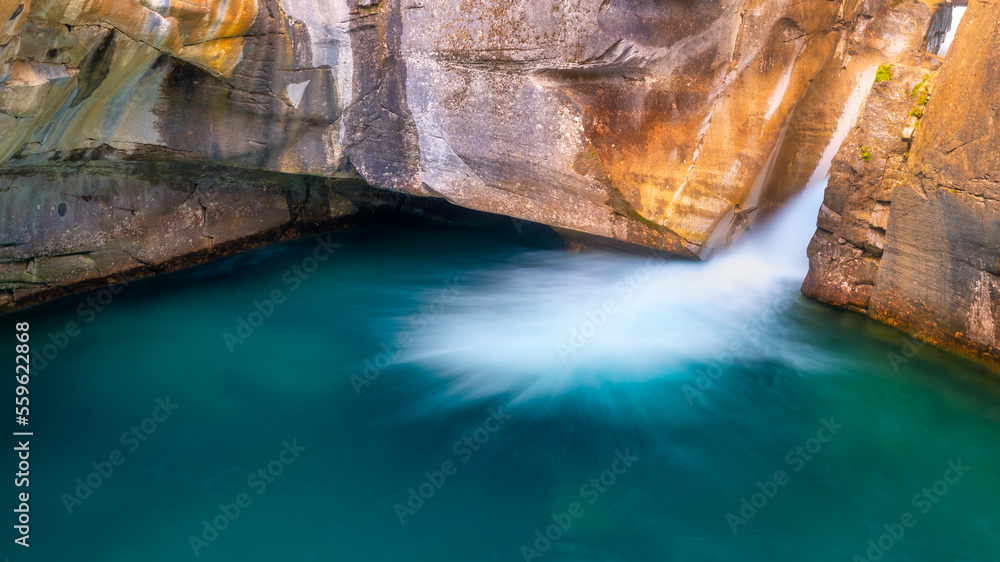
[805,0,1000,369]
[0,0,947,311]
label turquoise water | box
[5,222,1000,562]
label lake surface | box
[6,216,1000,562]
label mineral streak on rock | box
[398,0,945,257]
[29,0,259,76]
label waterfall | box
[938,6,967,56]
[402,69,878,401]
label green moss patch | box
[628,209,662,230]
[911,74,930,98]
[875,64,893,83]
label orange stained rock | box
[31,0,258,76]
[179,36,247,76]
[1,0,28,71]
[1,0,24,26]
[138,0,258,45]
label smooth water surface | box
[5,219,1000,562]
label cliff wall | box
[805,0,1000,369]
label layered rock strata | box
[804,0,1000,368]
[0,1,949,314]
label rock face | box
[1,0,946,312]
[805,0,1000,369]
[802,62,940,312]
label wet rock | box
[0,0,945,310]
[805,1,1000,370]
[803,62,939,312]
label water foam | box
[402,69,877,400]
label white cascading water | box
[403,69,877,401]
[938,6,967,56]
